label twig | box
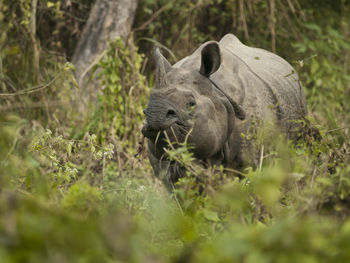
[259,145,264,172]
[78,49,108,86]
[0,70,63,96]
[133,1,174,32]
[292,0,306,21]
[286,0,296,13]
[102,154,106,183]
[246,0,253,15]
[239,0,249,39]
[269,0,276,52]
[218,167,247,177]
[325,125,350,134]
[62,10,86,22]
[310,165,317,188]
[0,100,62,111]
[231,0,237,28]
[163,131,176,151]
[278,1,301,41]
[138,37,177,62]
[171,185,184,215]
[30,0,40,78]
[170,126,179,143]
[184,126,193,144]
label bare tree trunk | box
[72,0,138,98]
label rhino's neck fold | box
[208,78,246,120]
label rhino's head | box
[142,42,245,160]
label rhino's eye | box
[187,100,196,117]
[188,100,196,107]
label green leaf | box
[47,2,55,8]
[310,60,319,75]
[304,23,322,34]
[66,142,72,157]
[203,209,220,222]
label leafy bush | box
[91,38,149,149]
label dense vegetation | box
[1,0,350,262]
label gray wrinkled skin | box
[142,34,307,188]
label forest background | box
[1,0,350,262]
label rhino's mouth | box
[142,120,190,147]
[141,127,163,143]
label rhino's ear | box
[154,47,172,89]
[199,42,221,77]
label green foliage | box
[293,23,350,115]
[134,0,309,61]
[1,1,350,262]
[61,182,103,216]
[91,39,149,150]
[29,128,114,190]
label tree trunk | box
[72,0,139,98]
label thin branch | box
[171,186,184,215]
[269,0,276,52]
[239,0,249,39]
[78,49,108,87]
[292,0,306,21]
[30,0,40,78]
[231,0,237,28]
[163,131,176,152]
[284,0,303,25]
[133,1,174,32]
[0,101,63,111]
[286,0,296,14]
[259,145,264,172]
[218,167,247,177]
[246,0,253,15]
[0,70,63,96]
[326,125,350,134]
[278,0,301,41]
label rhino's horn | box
[154,47,172,89]
[199,42,221,77]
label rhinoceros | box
[142,34,307,187]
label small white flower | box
[138,185,146,192]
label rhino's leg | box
[147,140,185,190]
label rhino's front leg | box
[147,140,185,190]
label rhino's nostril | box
[166,109,177,119]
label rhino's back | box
[175,34,307,132]
[219,34,307,121]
